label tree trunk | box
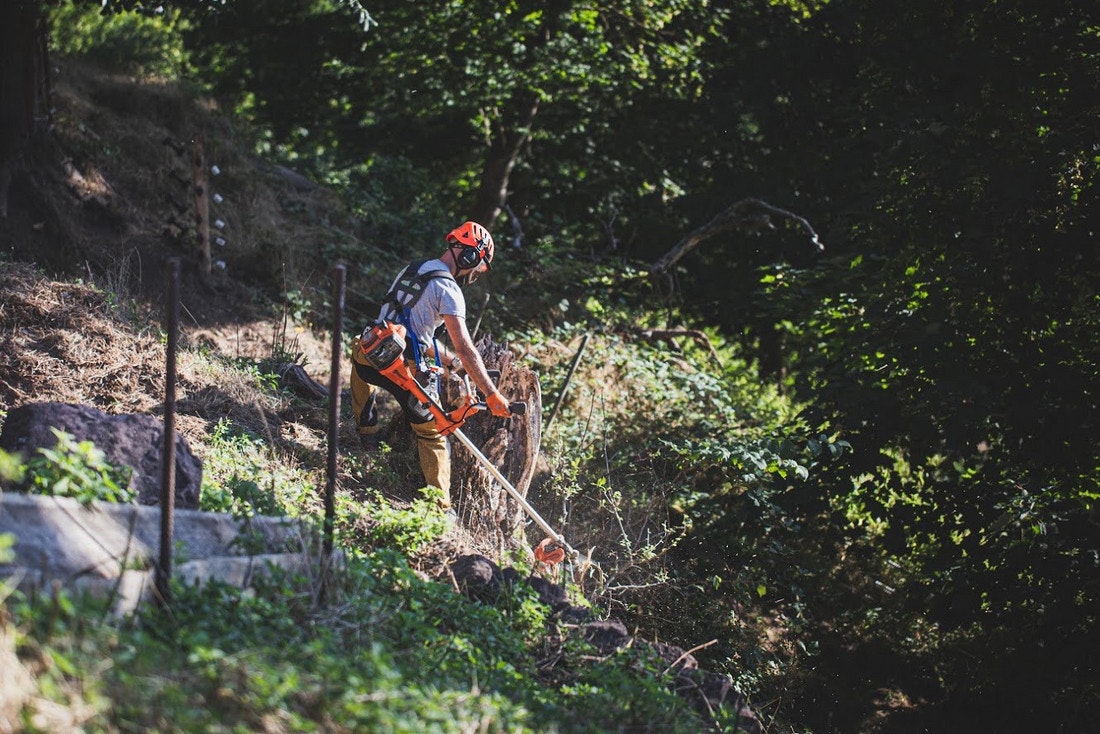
[468,98,538,228]
[444,335,542,557]
[0,1,44,220]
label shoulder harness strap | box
[383,261,456,366]
[385,260,455,314]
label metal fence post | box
[322,264,346,601]
[156,258,180,608]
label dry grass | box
[0,260,325,462]
[0,259,497,571]
[0,262,165,417]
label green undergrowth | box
[514,321,853,719]
[0,312,767,731]
[9,428,135,506]
[5,551,717,733]
[199,417,320,519]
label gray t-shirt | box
[377,258,465,357]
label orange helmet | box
[446,221,495,270]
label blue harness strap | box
[384,260,455,367]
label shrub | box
[22,428,134,506]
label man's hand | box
[485,390,511,418]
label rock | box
[526,574,569,611]
[555,605,593,624]
[460,559,570,611]
[581,619,631,654]
[0,401,202,508]
[450,554,502,602]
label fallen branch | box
[631,327,721,364]
[649,197,824,277]
[661,638,718,677]
[62,158,114,207]
[544,333,589,430]
[275,362,328,400]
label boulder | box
[581,619,631,654]
[450,554,503,603]
[0,402,202,508]
[524,574,569,611]
[453,555,575,612]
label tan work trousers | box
[350,337,451,509]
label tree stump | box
[444,335,542,557]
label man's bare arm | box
[440,313,503,400]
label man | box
[350,221,512,511]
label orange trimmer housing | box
[359,321,483,436]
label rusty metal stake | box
[156,258,180,608]
[544,332,589,430]
[322,265,346,597]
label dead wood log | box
[443,335,542,556]
[275,362,328,401]
[62,158,113,207]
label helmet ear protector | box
[455,242,484,269]
[447,221,494,271]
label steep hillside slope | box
[0,56,363,462]
[2,58,383,333]
[0,58,486,555]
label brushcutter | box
[359,321,580,563]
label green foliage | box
[178,0,730,255]
[357,489,449,556]
[232,356,284,394]
[4,551,714,733]
[0,532,13,566]
[19,0,1100,729]
[530,325,827,711]
[199,419,315,518]
[825,446,1100,714]
[0,447,26,488]
[50,2,191,77]
[21,429,134,506]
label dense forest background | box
[1,0,1097,732]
